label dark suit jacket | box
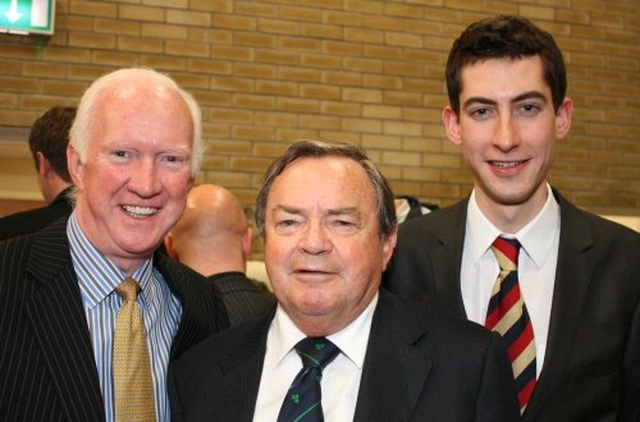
[0,217,231,422]
[206,271,276,326]
[383,190,640,422]
[0,187,74,241]
[168,289,520,422]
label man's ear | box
[164,234,178,260]
[556,97,573,139]
[242,227,253,260]
[35,151,50,178]
[67,144,84,189]
[442,106,463,146]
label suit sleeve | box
[622,290,640,421]
[475,332,521,422]
[167,362,185,422]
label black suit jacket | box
[383,190,640,422]
[206,271,276,326]
[0,217,230,422]
[168,289,520,422]
[0,187,73,241]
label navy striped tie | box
[277,337,340,422]
[485,236,536,413]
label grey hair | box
[69,67,203,176]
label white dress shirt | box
[460,184,560,377]
[253,293,378,422]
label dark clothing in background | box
[0,186,73,240]
[206,271,276,326]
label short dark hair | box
[29,106,77,183]
[446,15,567,115]
[255,139,397,238]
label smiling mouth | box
[490,160,526,169]
[121,205,158,218]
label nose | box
[493,114,520,152]
[298,221,331,255]
[128,158,161,198]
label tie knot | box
[115,277,141,302]
[295,337,340,370]
[491,236,520,271]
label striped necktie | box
[113,277,155,421]
[485,236,536,413]
[277,337,340,422]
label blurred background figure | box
[165,184,275,324]
[394,194,438,224]
[0,106,76,240]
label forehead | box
[92,83,193,146]
[269,156,376,208]
[460,56,548,97]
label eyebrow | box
[272,205,360,216]
[463,90,548,109]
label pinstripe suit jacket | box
[0,217,230,422]
[384,189,640,421]
[205,272,276,326]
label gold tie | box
[113,277,155,421]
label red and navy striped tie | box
[485,236,536,413]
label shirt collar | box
[268,292,378,370]
[466,184,560,267]
[67,211,154,309]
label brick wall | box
[1,0,639,220]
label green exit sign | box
[0,0,55,35]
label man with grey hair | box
[0,68,231,422]
[169,140,519,421]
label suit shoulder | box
[381,291,496,348]
[172,316,268,374]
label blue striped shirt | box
[67,212,182,422]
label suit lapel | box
[431,199,469,318]
[354,291,433,421]
[155,253,228,360]
[24,220,105,422]
[523,192,595,421]
[215,316,271,420]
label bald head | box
[165,184,252,276]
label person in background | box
[168,139,519,422]
[384,15,640,421]
[394,194,437,224]
[0,106,76,240]
[165,183,275,325]
[0,68,234,422]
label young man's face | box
[443,56,572,225]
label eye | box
[159,153,189,169]
[518,103,541,116]
[273,217,304,235]
[327,218,359,235]
[468,106,493,121]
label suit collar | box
[25,218,106,421]
[430,198,469,317]
[522,189,596,421]
[354,289,433,421]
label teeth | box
[493,161,519,168]
[122,205,158,217]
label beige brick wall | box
[1,0,639,223]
